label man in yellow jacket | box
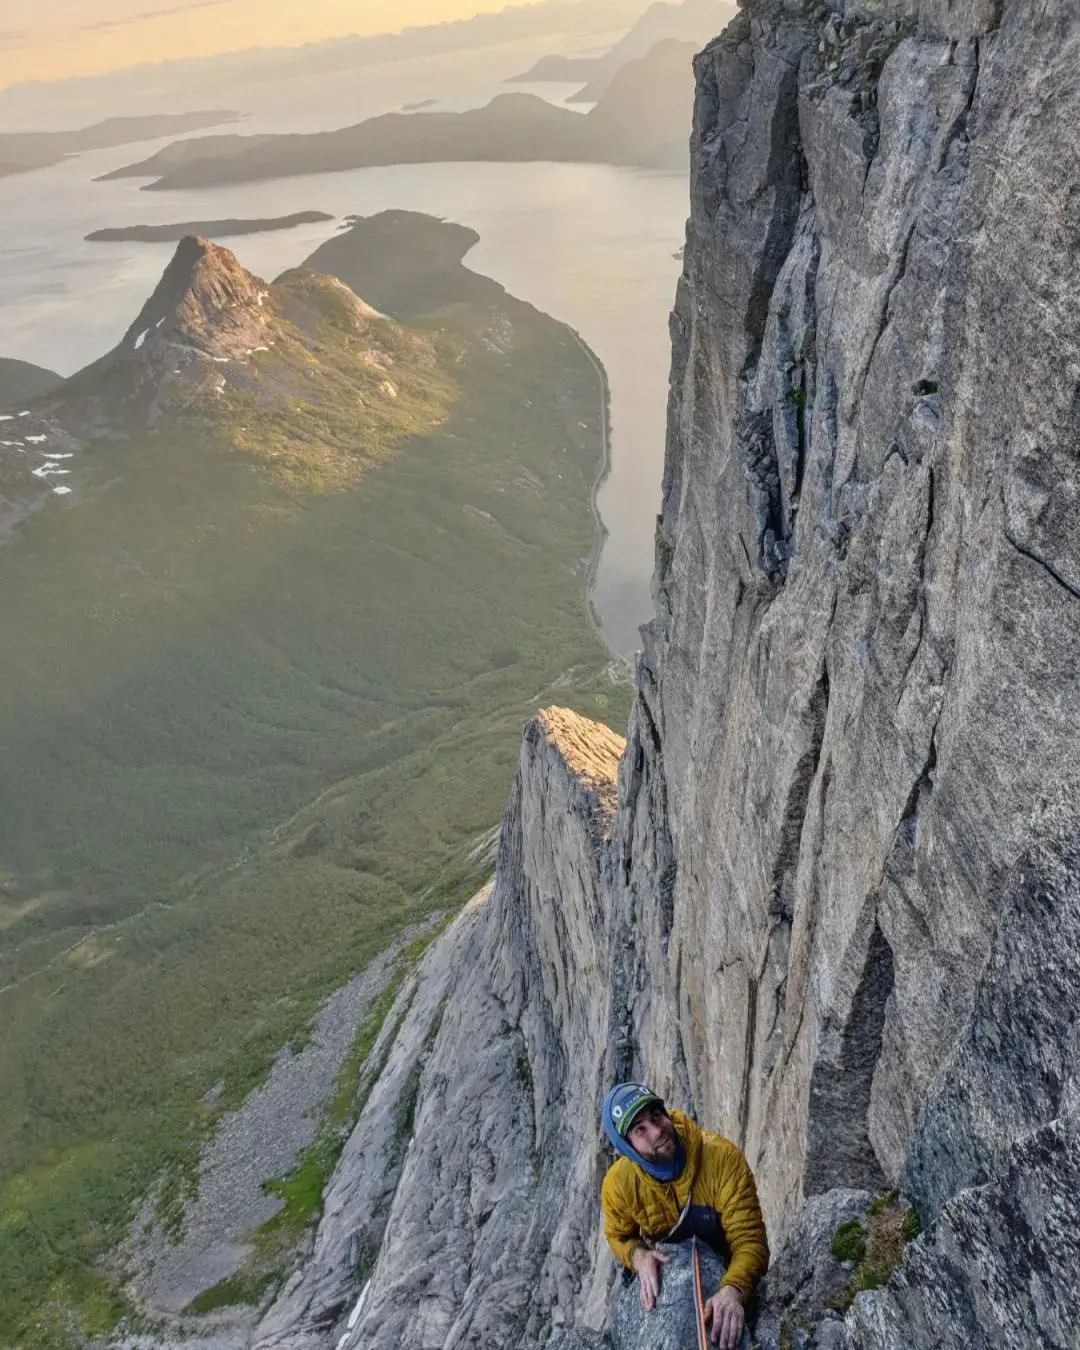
[600,1082,768,1349]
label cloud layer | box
[79,0,239,35]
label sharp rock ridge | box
[50,238,387,441]
[253,707,625,1350]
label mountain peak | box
[121,234,271,358]
[51,228,440,450]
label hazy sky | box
[3,0,547,86]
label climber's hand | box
[631,1247,668,1311]
[702,1286,744,1348]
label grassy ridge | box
[0,358,62,403]
[0,232,629,1345]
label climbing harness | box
[691,1235,709,1350]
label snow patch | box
[33,464,70,479]
[43,452,74,460]
[346,1282,371,1330]
[25,434,48,444]
[133,328,150,350]
[0,414,12,422]
[53,486,72,496]
[19,411,31,417]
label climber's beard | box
[637,1116,677,1162]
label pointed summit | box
[46,231,443,454]
[121,235,272,360]
[53,237,282,435]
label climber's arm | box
[706,1137,770,1295]
[601,1167,645,1270]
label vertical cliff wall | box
[641,0,1080,1233]
[252,2,1080,1347]
[624,0,1080,1339]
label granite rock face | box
[629,0,1080,1341]
[609,1242,731,1350]
[751,1188,872,1344]
[250,1,1080,1347]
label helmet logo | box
[604,1083,664,1142]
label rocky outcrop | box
[608,1241,728,1350]
[50,235,393,439]
[255,709,626,1350]
[250,1,1080,1347]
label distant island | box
[104,39,696,190]
[401,98,438,111]
[505,54,598,82]
[86,211,334,244]
[507,0,734,102]
[264,0,647,81]
[0,111,245,179]
[96,132,275,182]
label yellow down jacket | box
[600,1109,769,1295]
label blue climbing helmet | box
[601,1082,686,1182]
[603,1082,663,1141]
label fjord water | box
[0,81,688,657]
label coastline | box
[567,327,628,667]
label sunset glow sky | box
[3,0,548,86]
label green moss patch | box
[829,1217,867,1264]
[829,1194,922,1312]
[183,1270,278,1316]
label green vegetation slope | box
[0,212,627,1347]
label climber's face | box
[626,1104,677,1161]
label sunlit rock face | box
[252,1,1080,1347]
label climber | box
[600,1082,768,1349]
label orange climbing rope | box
[691,1236,709,1350]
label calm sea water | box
[0,40,689,656]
